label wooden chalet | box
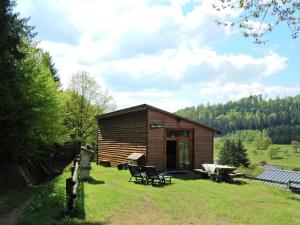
[96,104,220,171]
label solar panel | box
[255,169,300,189]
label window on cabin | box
[166,130,189,138]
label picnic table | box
[194,164,244,182]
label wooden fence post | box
[66,156,80,213]
[66,178,74,211]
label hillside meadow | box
[15,164,300,225]
[214,141,300,170]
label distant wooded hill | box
[175,95,300,144]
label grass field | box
[214,141,300,170]
[16,164,300,225]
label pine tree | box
[218,139,250,167]
[235,139,250,167]
[218,139,234,165]
[0,0,34,161]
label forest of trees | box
[0,0,115,187]
[176,95,300,144]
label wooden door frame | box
[164,128,194,170]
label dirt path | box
[0,193,34,225]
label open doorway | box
[166,140,177,170]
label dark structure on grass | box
[96,104,220,171]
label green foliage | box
[0,0,35,161]
[215,141,300,170]
[64,71,116,146]
[18,45,66,158]
[218,139,250,167]
[16,166,84,225]
[225,129,263,142]
[0,1,118,192]
[267,146,279,159]
[0,1,74,189]
[236,163,262,178]
[214,141,222,150]
[291,140,300,153]
[255,136,272,150]
[0,0,66,162]
[176,95,300,144]
[42,51,60,83]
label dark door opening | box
[166,140,177,170]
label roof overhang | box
[96,104,221,134]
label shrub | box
[237,164,262,178]
[291,140,300,153]
[259,160,267,166]
[254,136,272,150]
[218,139,250,167]
[267,146,278,159]
[215,142,222,150]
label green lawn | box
[16,163,300,225]
[214,141,300,170]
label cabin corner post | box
[146,108,149,166]
[96,122,99,165]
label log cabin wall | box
[147,108,214,171]
[97,110,147,167]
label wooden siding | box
[97,110,147,167]
[147,108,213,171]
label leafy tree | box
[291,140,300,153]
[254,136,272,150]
[0,0,66,163]
[225,129,263,142]
[0,0,84,186]
[18,44,65,159]
[267,146,278,159]
[42,52,60,83]
[218,139,250,167]
[213,0,300,43]
[64,71,116,146]
[0,0,34,161]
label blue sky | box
[16,0,300,111]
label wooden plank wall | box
[97,110,147,167]
[147,108,214,171]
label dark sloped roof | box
[96,104,221,133]
[255,169,300,189]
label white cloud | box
[112,82,300,111]
[113,89,193,112]
[16,0,295,111]
[195,82,300,103]
[92,42,287,87]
